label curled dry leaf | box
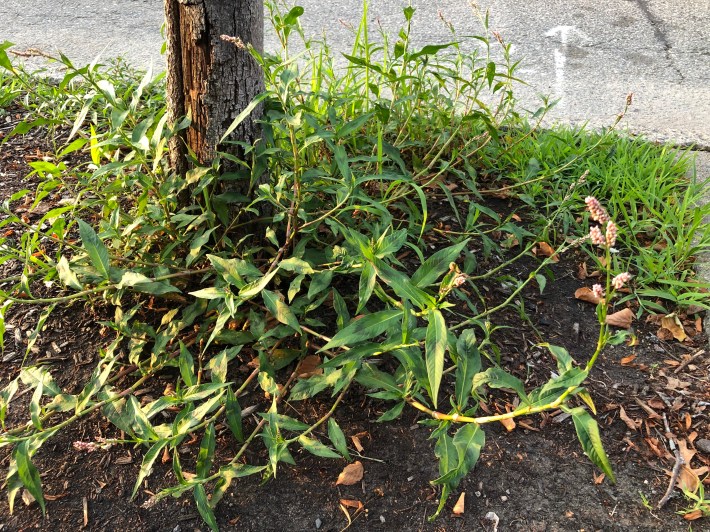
[535,241,559,262]
[340,499,364,511]
[619,354,636,366]
[577,262,588,280]
[575,287,602,305]
[499,417,516,432]
[683,509,704,521]
[593,473,606,485]
[605,308,634,329]
[336,461,364,486]
[351,435,364,453]
[296,354,323,378]
[452,492,465,516]
[618,406,640,431]
[660,313,688,342]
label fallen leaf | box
[665,376,691,392]
[577,262,588,280]
[619,406,641,430]
[511,213,522,222]
[339,499,364,511]
[499,418,516,432]
[656,327,674,341]
[161,446,170,464]
[535,241,559,262]
[677,465,701,492]
[635,398,662,419]
[296,355,322,378]
[660,313,688,342]
[351,435,364,453]
[683,509,703,521]
[593,472,606,485]
[22,489,35,507]
[694,317,703,333]
[605,308,634,329]
[336,461,364,486]
[452,492,465,516]
[620,354,637,366]
[575,287,602,305]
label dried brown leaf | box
[656,327,674,341]
[593,472,606,485]
[499,417,516,432]
[575,287,602,305]
[336,461,364,486]
[577,262,588,280]
[296,355,323,378]
[660,313,688,342]
[351,435,364,453]
[619,406,640,431]
[677,465,701,492]
[605,308,634,329]
[683,509,704,521]
[535,241,559,262]
[339,499,364,511]
[452,492,465,516]
[619,354,637,366]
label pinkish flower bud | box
[592,284,605,300]
[612,272,631,290]
[589,225,605,246]
[605,220,617,248]
[73,441,99,453]
[585,196,610,224]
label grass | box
[0,1,708,529]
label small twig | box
[657,413,685,509]
[673,349,705,374]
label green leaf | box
[298,435,341,459]
[568,407,616,483]
[210,464,266,508]
[197,423,216,478]
[372,257,435,310]
[308,270,333,300]
[116,271,180,294]
[328,418,350,460]
[425,309,447,408]
[454,329,480,408]
[279,257,314,274]
[194,484,219,532]
[206,254,246,287]
[357,261,376,313]
[377,401,405,422]
[179,342,196,387]
[207,349,229,384]
[540,343,574,373]
[332,289,349,330]
[14,440,45,514]
[132,440,168,498]
[225,386,243,442]
[261,412,310,432]
[239,268,278,299]
[57,256,82,290]
[321,309,403,351]
[535,273,547,294]
[77,219,110,280]
[473,367,529,404]
[355,363,401,395]
[411,240,469,287]
[262,290,301,333]
[220,92,269,143]
[189,287,228,300]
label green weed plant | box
[0,2,706,528]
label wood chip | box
[499,417,516,432]
[351,435,364,453]
[619,406,640,430]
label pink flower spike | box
[585,196,610,224]
[605,220,618,248]
[612,272,632,290]
[589,225,605,246]
[592,284,605,300]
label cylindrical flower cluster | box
[612,272,632,290]
[605,220,617,248]
[592,284,605,300]
[589,225,605,246]
[585,196,610,224]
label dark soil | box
[0,109,708,532]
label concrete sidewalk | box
[2,0,709,148]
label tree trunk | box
[164,0,264,176]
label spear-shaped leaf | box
[77,219,110,280]
[425,309,447,408]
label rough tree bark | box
[164,0,264,177]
